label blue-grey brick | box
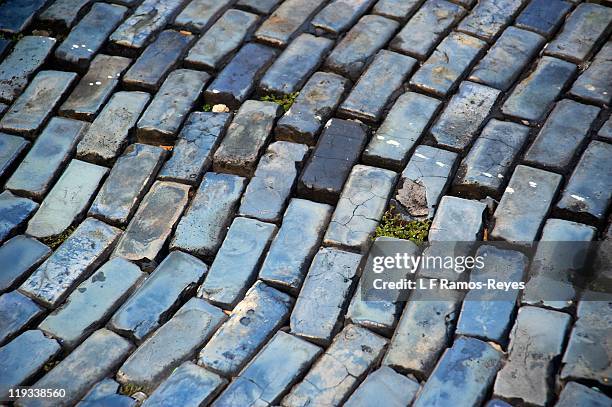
[290,247,361,345]
[6,117,89,200]
[38,0,93,30]
[78,378,136,407]
[345,366,419,407]
[59,54,132,121]
[0,191,38,244]
[55,3,127,69]
[570,41,612,106]
[198,217,277,309]
[0,291,43,344]
[0,236,50,293]
[502,56,576,122]
[410,32,486,97]
[429,196,487,241]
[546,3,612,64]
[599,117,612,143]
[185,9,259,71]
[0,0,47,34]
[515,0,572,38]
[171,172,246,259]
[389,0,466,60]
[0,133,28,182]
[414,337,502,407]
[212,331,322,406]
[20,218,121,308]
[254,0,326,47]
[0,36,56,104]
[457,0,526,42]
[236,0,280,14]
[158,112,231,185]
[325,15,399,81]
[137,69,210,144]
[109,251,207,343]
[338,50,416,123]
[556,382,612,407]
[493,306,571,406]
[275,71,350,145]
[123,30,194,91]
[372,0,423,21]
[204,44,277,109]
[26,160,108,240]
[259,198,332,294]
[198,282,294,376]
[0,71,77,138]
[39,258,144,349]
[259,33,333,96]
[174,0,233,33]
[556,141,612,223]
[311,0,376,36]
[117,298,227,391]
[469,26,545,91]
[524,100,599,173]
[454,119,529,198]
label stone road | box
[0,0,611,405]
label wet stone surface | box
[173,0,233,33]
[311,0,376,37]
[0,236,50,293]
[345,366,419,407]
[515,0,572,38]
[0,291,44,345]
[254,0,326,47]
[0,191,38,243]
[0,0,48,34]
[457,0,526,42]
[0,133,29,182]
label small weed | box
[374,209,431,244]
[40,226,76,250]
[43,360,59,372]
[260,92,299,112]
[202,103,213,112]
[119,383,145,396]
[0,32,23,42]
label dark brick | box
[515,0,572,38]
[0,291,43,344]
[311,0,376,36]
[0,191,38,243]
[78,378,136,407]
[254,0,326,47]
[457,0,526,42]
[38,0,93,30]
[570,41,612,106]
[0,0,47,34]
[173,0,233,33]
[372,0,423,21]
[0,133,29,182]
[556,382,612,407]
[0,236,50,293]
[236,0,280,14]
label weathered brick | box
[213,100,282,176]
[338,50,416,123]
[570,41,612,106]
[112,181,190,269]
[20,218,121,308]
[0,133,28,182]
[556,141,612,223]
[254,0,326,47]
[491,165,562,242]
[171,172,246,258]
[524,100,600,173]
[174,0,233,33]
[345,366,419,407]
[298,119,368,204]
[413,337,502,407]
[311,0,376,36]
[19,329,133,407]
[557,382,612,407]
[259,33,333,96]
[389,0,466,60]
[143,362,226,407]
[213,331,322,406]
[0,71,77,138]
[198,282,293,376]
[6,117,89,200]
[54,3,127,69]
[493,306,571,406]
[454,119,529,198]
[0,0,47,34]
[501,56,576,122]
[39,258,144,349]
[325,15,399,81]
[117,298,227,391]
[26,160,108,239]
[546,3,612,64]
[198,217,276,309]
[185,9,259,71]
[290,247,361,345]
[0,36,56,104]
[324,165,397,252]
[137,69,210,144]
[0,236,50,293]
[275,71,350,145]
[110,0,189,52]
[109,251,207,342]
[78,378,136,407]
[59,54,132,121]
[236,0,281,14]
[38,0,93,30]
[123,30,194,91]
[159,112,230,185]
[515,0,572,38]
[0,330,60,399]
[282,325,387,407]
[204,44,278,109]
[410,33,486,97]
[457,0,525,42]
[0,291,43,344]
[259,198,332,294]
[89,144,166,226]
[469,27,545,91]
[372,0,423,21]
[76,91,150,163]
[0,191,38,243]
[598,117,612,143]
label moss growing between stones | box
[374,209,431,244]
[119,383,145,396]
[202,103,213,112]
[42,360,59,372]
[260,92,299,112]
[40,226,76,250]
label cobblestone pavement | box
[0,0,611,405]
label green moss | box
[260,92,299,112]
[40,226,76,250]
[202,103,213,112]
[43,360,59,372]
[0,32,23,42]
[374,209,431,244]
[119,383,145,396]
